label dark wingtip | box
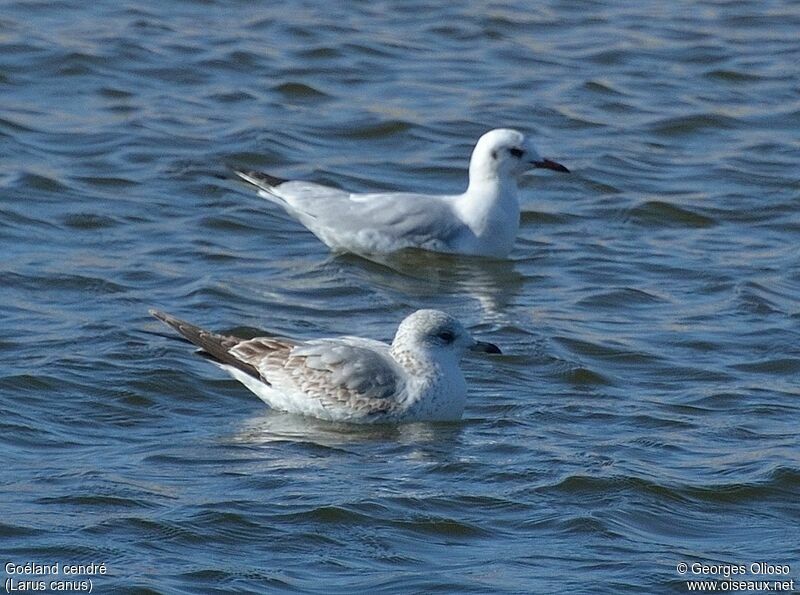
[149,309,262,381]
[234,169,288,188]
[150,309,183,330]
[149,308,170,324]
[150,310,207,344]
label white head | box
[468,128,569,184]
[392,309,501,359]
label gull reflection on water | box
[329,250,526,322]
[227,409,467,465]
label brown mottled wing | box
[230,337,403,416]
[150,310,295,382]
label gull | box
[150,309,501,423]
[234,128,568,258]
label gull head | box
[392,309,501,359]
[469,128,569,183]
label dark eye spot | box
[509,147,524,158]
[438,330,455,343]
[491,150,498,160]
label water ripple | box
[1,0,798,592]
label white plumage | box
[235,128,568,258]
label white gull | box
[235,128,568,258]
[151,309,501,423]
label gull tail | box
[149,309,261,381]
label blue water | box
[1,1,799,593]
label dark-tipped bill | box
[532,158,570,173]
[471,340,502,355]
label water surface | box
[1,1,799,593]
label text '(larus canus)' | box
[235,128,568,258]
[151,309,501,423]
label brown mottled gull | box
[150,309,500,423]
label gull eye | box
[438,330,455,343]
[509,147,524,158]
